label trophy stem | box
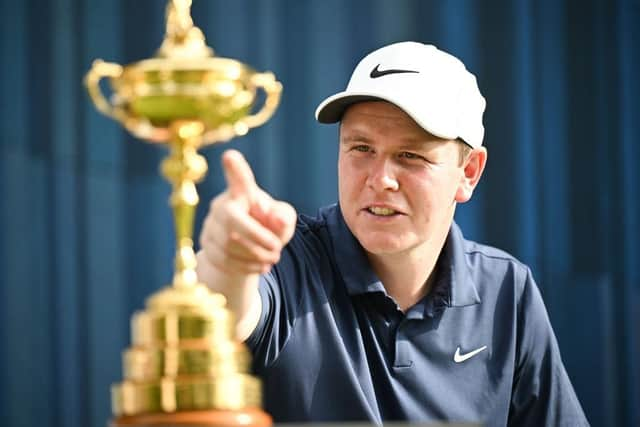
[161,120,208,289]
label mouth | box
[364,206,404,217]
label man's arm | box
[509,269,589,426]
[196,150,296,341]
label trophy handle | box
[201,72,282,145]
[85,60,171,142]
[85,60,128,121]
[243,72,283,129]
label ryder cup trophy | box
[85,1,281,425]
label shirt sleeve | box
[508,268,590,426]
[244,229,308,370]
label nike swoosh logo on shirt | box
[453,345,487,363]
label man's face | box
[338,101,472,259]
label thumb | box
[222,149,258,202]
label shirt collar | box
[328,204,386,295]
[437,222,481,308]
[327,204,481,308]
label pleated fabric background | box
[0,1,638,426]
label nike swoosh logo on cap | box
[370,64,419,78]
[453,345,487,363]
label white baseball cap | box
[315,41,486,148]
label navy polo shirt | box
[246,204,588,426]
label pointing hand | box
[198,150,297,277]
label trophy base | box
[111,408,272,427]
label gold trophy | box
[84,1,281,425]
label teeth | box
[368,206,397,216]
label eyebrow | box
[340,134,373,144]
[341,133,441,152]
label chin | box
[356,233,412,256]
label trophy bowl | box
[120,58,254,128]
[87,56,281,145]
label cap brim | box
[315,92,390,123]
[315,91,458,143]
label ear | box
[455,147,487,203]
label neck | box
[368,227,450,312]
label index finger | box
[222,149,257,201]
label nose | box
[366,158,399,192]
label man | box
[196,42,588,426]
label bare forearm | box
[196,250,261,341]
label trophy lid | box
[156,0,214,60]
[122,0,255,81]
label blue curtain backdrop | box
[1,0,638,426]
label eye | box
[398,151,425,161]
[352,145,371,153]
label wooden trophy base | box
[111,408,272,427]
